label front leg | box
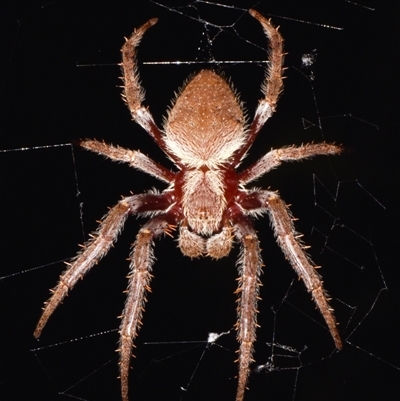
[240,189,342,349]
[34,193,174,340]
[118,213,179,401]
[231,210,263,401]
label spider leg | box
[239,143,343,184]
[233,10,285,165]
[121,18,176,161]
[231,211,263,401]
[34,193,172,339]
[78,139,175,183]
[33,197,136,338]
[261,190,343,349]
[119,213,178,401]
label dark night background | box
[1,1,399,400]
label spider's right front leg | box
[118,212,179,401]
[33,193,172,339]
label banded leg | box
[34,196,137,338]
[34,192,173,339]
[121,18,172,157]
[263,190,342,349]
[233,214,263,401]
[78,139,175,183]
[233,10,285,165]
[119,214,178,401]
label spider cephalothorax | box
[34,10,342,401]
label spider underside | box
[34,9,343,401]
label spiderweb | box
[1,1,398,400]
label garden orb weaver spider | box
[34,9,343,401]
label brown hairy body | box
[34,10,342,401]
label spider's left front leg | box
[230,210,263,401]
[241,189,342,350]
[118,212,179,401]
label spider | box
[34,9,343,401]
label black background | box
[1,1,399,401]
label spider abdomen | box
[164,70,247,168]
